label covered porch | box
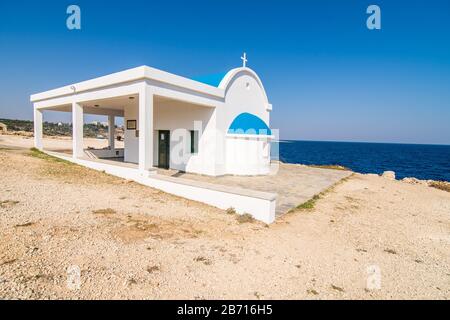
[33,83,217,176]
[34,98,125,159]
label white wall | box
[152,99,217,175]
[218,70,272,175]
[123,97,217,175]
[124,104,139,163]
[222,72,270,129]
[226,136,271,175]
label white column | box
[72,102,84,158]
[108,115,115,151]
[138,84,153,172]
[33,106,43,150]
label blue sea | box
[274,140,450,182]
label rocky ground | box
[0,141,449,299]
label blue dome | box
[228,112,272,135]
[190,72,227,87]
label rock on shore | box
[382,171,396,180]
[379,171,449,193]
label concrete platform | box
[11,137,352,222]
[77,155,352,216]
[157,162,352,216]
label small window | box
[190,130,199,154]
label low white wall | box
[89,148,124,158]
[47,151,141,180]
[146,175,276,224]
[46,151,276,224]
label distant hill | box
[0,118,122,138]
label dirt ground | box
[0,133,123,152]
[0,143,449,299]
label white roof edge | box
[30,65,224,103]
[142,66,224,97]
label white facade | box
[30,65,273,177]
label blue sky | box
[0,0,449,144]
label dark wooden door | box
[158,130,170,169]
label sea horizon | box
[279,139,450,147]
[274,139,450,182]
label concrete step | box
[84,150,98,159]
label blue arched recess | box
[228,112,272,135]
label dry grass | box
[236,213,255,224]
[146,265,161,273]
[384,248,397,255]
[296,195,320,210]
[194,256,212,265]
[429,181,450,193]
[223,207,256,224]
[307,288,319,295]
[29,148,72,165]
[226,208,258,224]
[291,174,354,213]
[289,174,354,212]
[108,214,206,244]
[14,222,35,228]
[331,284,345,292]
[0,200,19,208]
[0,259,17,266]
[226,207,236,215]
[92,208,117,215]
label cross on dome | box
[241,52,248,68]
